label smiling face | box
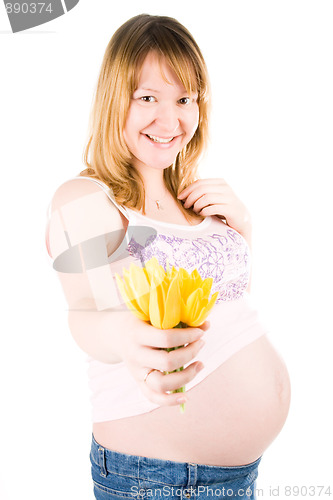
[123,52,199,174]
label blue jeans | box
[90,434,262,499]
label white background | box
[1,1,332,498]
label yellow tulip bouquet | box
[115,257,218,412]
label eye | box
[178,97,191,105]
[140,96,156,103]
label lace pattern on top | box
[127,227,250,303]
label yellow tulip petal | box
[121,273,140,303]
[143,267,150,285]
[145,257,165,286]
[188,288,203,312]
[123,280,149,317]
[115,273,135,305]
[190,298,209,325]
[201,277,213,297]
[170,266,178,279]
[194,275,204,289]
[190,291,219,326]
[128,265,150,316]
[186,274,204,297]
[146,256,159,268]
[180,295,187,320]
[122,266,131,278]
[130,307,152,321]
[179,267,190,280]
[115,274,150,320]
[208,291,219,310]
[149,274,166,328]
[181,288,202,325]
[162,275,181,329]
[192,288,204,320]
[190,269,201,281]
[115,273,130,302]
[179,276,193,302]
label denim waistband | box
[90,433,262,488]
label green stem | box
[165,321,187,413]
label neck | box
[135,165,170,207]
[145,185,170,210]
[132,157,169,193]
[131,158,176,210]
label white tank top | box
[47,176,269,422]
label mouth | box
[145,134,175,144]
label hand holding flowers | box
[115,257,218,412]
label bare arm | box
[46,178,208,406]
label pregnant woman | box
[46,14,291,499]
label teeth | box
[146,134,174,143]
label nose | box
[154,102,180,134]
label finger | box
[197,203,227,216]
[141,338,205,373]
[140,380,189,407]
[200,320,210,331]
[178,178,228,196]
[191,193,226,212]
[198,203,238,222]
[177,180,208,200]
[178,179,228,200]
[137,325,205,349]
[183,188,229,209]
[145,361,204,393]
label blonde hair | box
[80,14,211,222]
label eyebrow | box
[135,87,161,93]
[134,87,197,97]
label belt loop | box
[98,446,107,477]
[184,462,197,497]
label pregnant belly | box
[92,335,291,466]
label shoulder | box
[50,176,111,210]
[49,176,125,221]
[47,176,127,260]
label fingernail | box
[196,363,204,373]
[176,396,187,404]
